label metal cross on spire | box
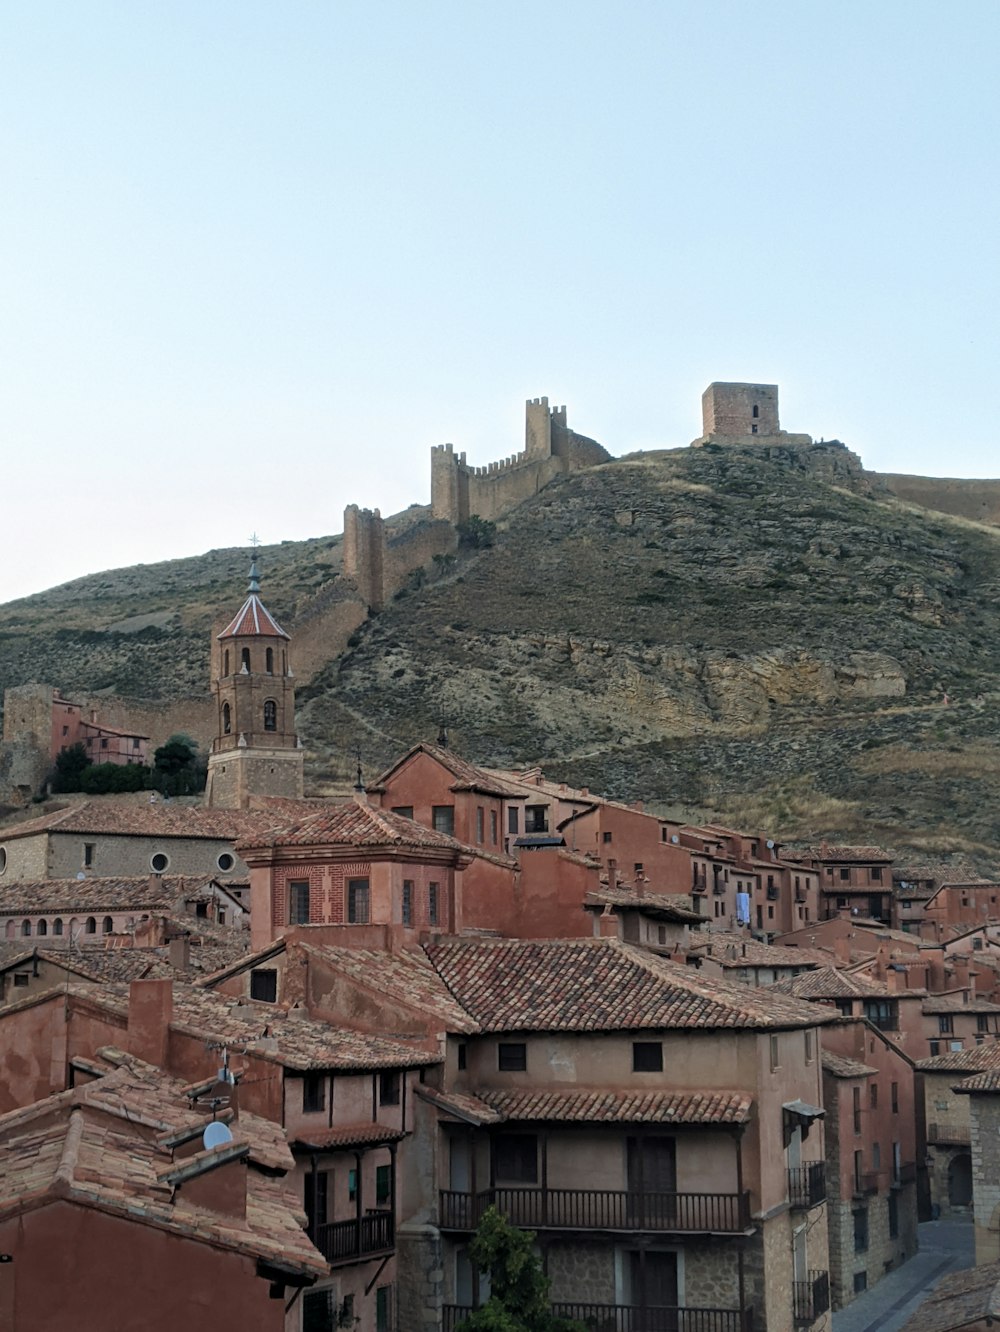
[249,532,261,549]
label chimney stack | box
[127,978,173,1068]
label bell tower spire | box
[205,553,304,809]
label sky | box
[2,1,998,605]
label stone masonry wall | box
[396,1223,444,1332]
[546,1239,617,1304]
[968,1092,1000,1263]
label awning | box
[514,835,565,848]
[783,1099,825,1143]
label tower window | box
[223,649,230,676]
[263,700,277,731]
[752,404,759,418]
[289,881,310,925]
[222,702,231,735]
[348,878,370,924]
[266,647,274,674]
[241,647,251,672]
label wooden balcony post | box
[354,1149,363,1257]
[735,1128,747,1227]
[540,1130,549,1227]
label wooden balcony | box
[444,1305,753,1332]
[793,1271,830,1327]
[439,1188,752,1234]
[311,1210,394,1265]
[787,1162,826,1209]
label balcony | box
[439,1188,752,1234]
[311,1210,394,1265]
[788,1162,826,1209]
[766,887,779,901]
[852,1172,880,1198]
[712,883,726,896]
[793,1271,830,1327]
[927,1123,970,1145]
[893,1162,918,1186]
[692,879,707,894]
[443,1306,754,1332]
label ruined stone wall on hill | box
[879,474,1000,527]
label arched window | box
[223,649,230,676]
[103,916,113,934]
[20,919,31,937]
[263,700,277,732]
[223,702,231,735]
[241,647,251,672]
[85,917,97,934]
[37,919,47,936]
[53,918,64,936]
[266,647,274,674]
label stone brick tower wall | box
[343,504,386,611]
[430,396,610,526]
[702,383,781,437]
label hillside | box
[3,441,1000,867]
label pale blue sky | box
[2,1,998,604]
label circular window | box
[217,852,235,872]
[0,847,6,874]
[150,852,169,873]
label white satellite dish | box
[203,1121,234,1151]
[766,840,775,849]
[670,834,679,844]
[76,871,86,881]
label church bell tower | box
[205,559,304,808]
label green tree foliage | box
[457,515,497,550]
[152,734,206,796]
[78,762,146,795]
[456,1208,586,1332]
[51,743,90,793]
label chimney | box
[169,936,191,971]
[127,978,173,1068]
[953,956,971,992]
[596,906,619,938]
[885,967,899,993]
[833,935,851,966]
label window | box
[432,805,455,836]
[508,806,519,834]
[871,866,882,881]
[150,852,169,873]
[495,1134,537,1183]
[195,902,208,919]
[85,917,97,934]
[380,1071,401,1106]
[102,916,113,934]
[870,1084,878,1109]
[0,848,5,874]
[974,937,984,951]
[305,1169,329,1229]
[853,1206,869,1252]
[348,1169,357,1202]
[804,1031,814,1065]
[391,806,414,819]
[100,738,108,749]
[376,1164,392,1205]
[872,1142,881,1170]
[602,831,613,844]
[428,882,439,926]
[263,699,277,731]
[289,881,311,925]
[854,1272,868,1294]
[490,809,498,845]
[853,1086,862,1133]
[217,852,234,871]
[303,1073,325,1113]
[498,1042,527,1072]
[524,805,548,833]
[223,649,230,677]
[347,878,370,924]
[241,647,251,671]
[301,1283,342,1332]
[770,1035,780,1072]
[266,647,274,674]
[13,972,29,988]
[83,843,95,868]
[222,701,231,734]
[633,1041,663,1072]
[752,404,759,418]
[476,807,485,843]
[978,1015,989,1033]
[658,926,667,945]
[250,969,277,1002]
[53,918,63,936]
[853,1150,863,1192]
[750,423,758,434]
[36,919,47,936]
[939,1014,954,1035]
[929,1040,940,1056]
[891,1081,899,1114]
[376,1285,392,1332]
[457,1043,467,1071]
[402,880,413,927]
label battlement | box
[343,503,385,610]
[694,381,812,448]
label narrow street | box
[831,1218,974,1332]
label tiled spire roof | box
[218,559,289,641]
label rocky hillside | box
[3,441,1000,868]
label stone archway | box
[948,1152,973,1208]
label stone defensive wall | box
[879,473,1000,528]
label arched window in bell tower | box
[223,649,230,677]
[241,647,251,672]
[223,702,232,734]
[266,647,274,674]
[263,700,277,732]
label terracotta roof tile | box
[897,1261,1000,1332]
[300,943,478,1033]
[766,967,891,1000]
[238,797,468,854]
[0,874,225,914]
[424,937,835,1033]
[922,996,1000,1015]
[289,1122,406,1150]
[373,743,525,798]
[691,932,828,969]
[822,1051,877,1078]
[0,801,272,843]
[916,1044,1000,1073]
[784,846,893,864]
[218,592,290,640]
[480,1088,753,1126]
[584,888,703,923]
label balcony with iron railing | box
[310,1210,394,1265]
[443,1305,754,1332]
[787,1162,826,1209]
[892,1161,918,1187]
[852,1171,880,1198]
[793,1271,830,1327]
[927,1122,971,1145]
[439,1188,752,1234]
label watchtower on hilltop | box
[695,382,812,447]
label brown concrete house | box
[0,1045,327,1332]
[784,846,894,925]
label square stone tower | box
[702,383,780,438]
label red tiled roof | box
[218,592,289,640]
[415,1085,505,1125]
[922,997,1000,1015]
[766,967,892,1000]
[290,1122,406,1150]
[897,1262,1000,1332]
[916,1044,1000,1073]
[300,943,478,1033]
[424,937,835,1033]
[784,846,892,864]
[0,801,272,843]
[373,743,524,798]
[584,889,702,924]
[0,873,225,914]
[480,1088,753,1126]
[238,797,468,854]
[691,932,828,969]
[822,1051,877,1079]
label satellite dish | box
[76,871,86,881]
[766,840,775,849]
[202,1121,234,1151]
[671,834,679,844]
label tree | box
[152,734,206,796]
[79,762,146,794]
[51,743,90,793]
[456,1208,586,1332]
[457,515,497,550]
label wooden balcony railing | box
[787,1162,826,1209]
[928,1122,970,1144]
[311,1210,393,1264]
[443,1305,754,1332]
[793,1271,830,1326]
[439,1188,751,1234]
